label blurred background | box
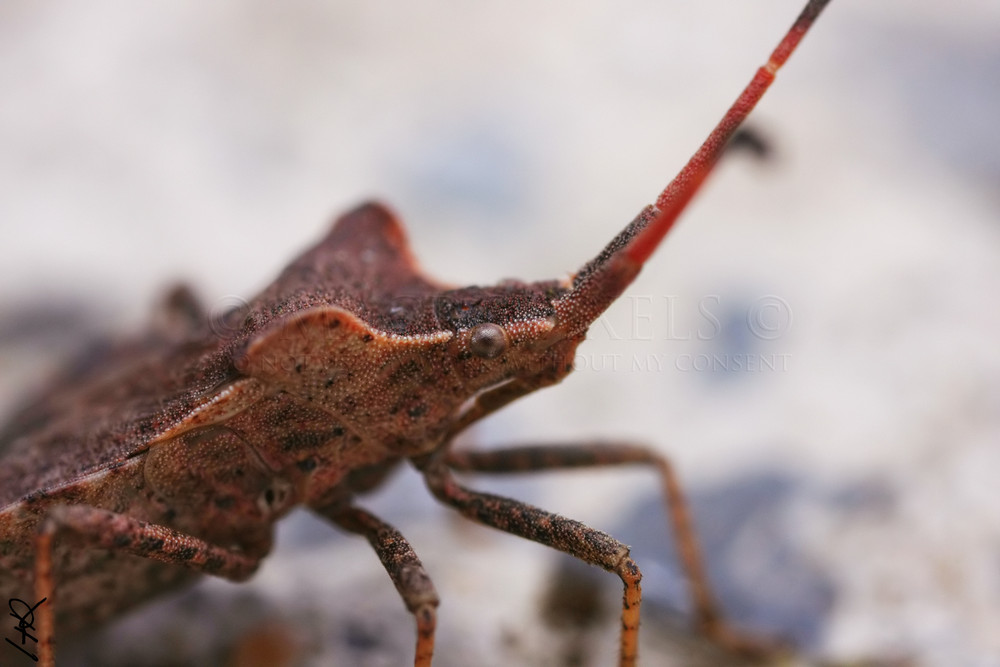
[1,1,999,665]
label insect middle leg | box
[420,459,643,667]
[321,503,439,667]
[34,504,263,667]
[445,443,779,657]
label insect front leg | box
[34,504,262,667]
[420,460,643,667]
[320,503,439,667]
[445,443,782,658]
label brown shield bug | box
[0,1,832,665]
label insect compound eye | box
[469,323,508,360]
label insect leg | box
[34,504,261,667]
[421,461,642,667]
[322,504,439,667]
[445,443,779,657]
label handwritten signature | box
[5,597,47,663]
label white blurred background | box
[2,1,999,665]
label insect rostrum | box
[0,1,831,665]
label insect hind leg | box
[34,504,262,667]
[445,442,785,659]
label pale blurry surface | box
[1,1,999,665]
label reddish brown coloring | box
[0,1,831,665]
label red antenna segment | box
[624,0,831,268]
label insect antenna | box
[627,0,831,267]
[553,0,831,336]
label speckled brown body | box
[0,200,656,637]
[0,3,831,664]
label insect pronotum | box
[0,1,831,665]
